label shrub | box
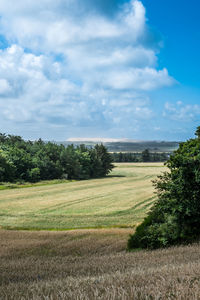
[128,126,200,250]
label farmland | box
[1,162,200,299]
[0,163,165,230]
[1,229,200,299]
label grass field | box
[1,162,200,299]
[1,229,200,299]
[0,163,166,230]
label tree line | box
[111,149,169,163]
[0,134,114,183]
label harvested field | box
[0,163,166,230]
[1,229,200,299]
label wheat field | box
[0,163,166,230]
[1,229,200,299]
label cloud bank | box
[0,0,175,139]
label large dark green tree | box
[90,144,114,177]
[128,127,200,249]
[0,149,15,181]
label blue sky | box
[0,0,199,141]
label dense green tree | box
[0,134,114,183]
[27,168,41,182]
[0,133,7,143]
[90,144,114,177]
[0,149,15,181]
[8,147,33,180]
[128,127,200,249]
[75,146,91,179]
[195,126,200,139]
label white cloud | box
[163,101,200,121]
[0,0,175,138]
[0,0,145,51]
[123,0,146,35]
[0,79,11,95]
[103,67,173,90]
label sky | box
[0,0,199,141]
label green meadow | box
[0,163,166,230]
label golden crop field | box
[1,229,200,299]
[0,163,166,230]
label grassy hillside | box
[0,163,166,230]
[1,229,200,299]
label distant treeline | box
[58,141,179,153]
[0,134,114,183]
[106,142,179,153]
[111,149,169,163]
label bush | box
[128,126,200,250]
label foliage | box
[128,127,200,249]
[0,133,114,182]
[0,149,15,182]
